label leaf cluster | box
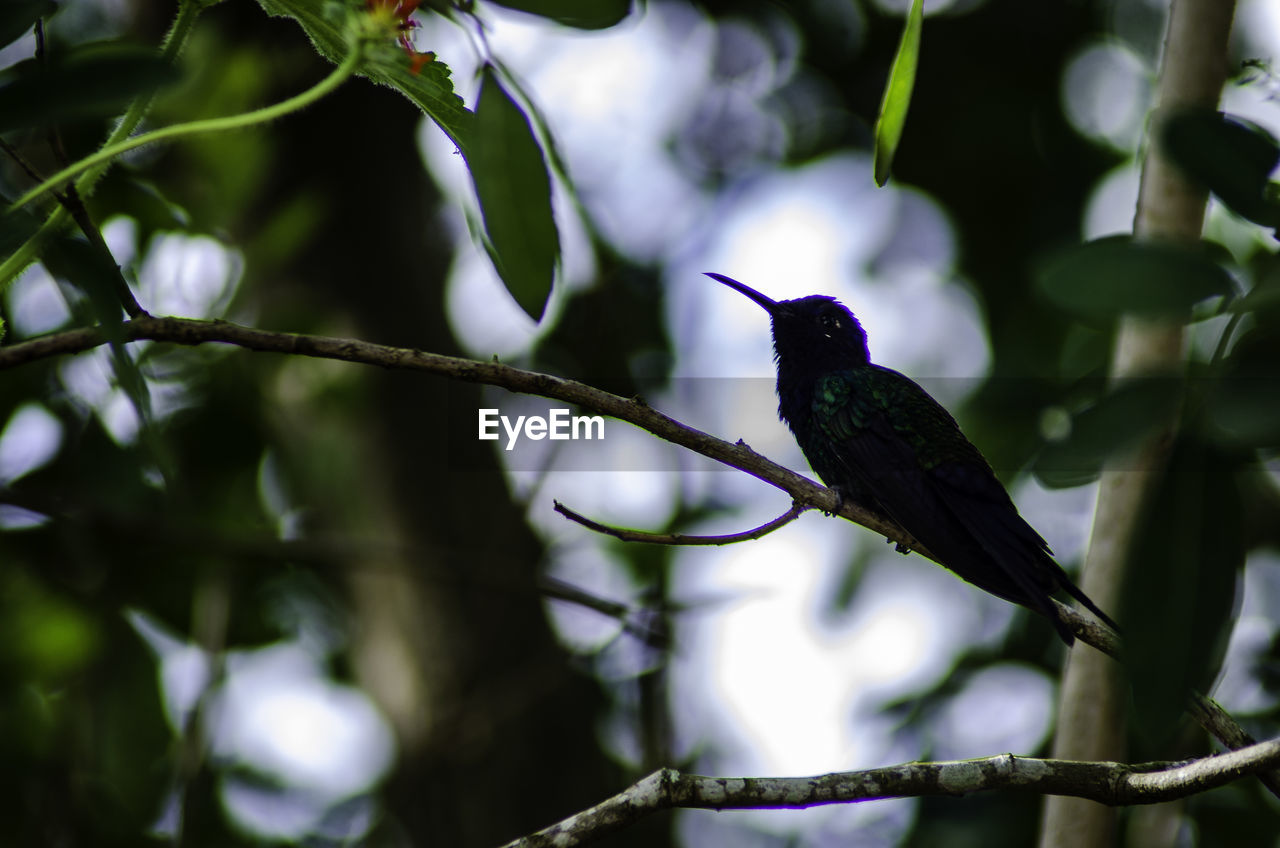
[1028,111,1280,755]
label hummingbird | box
[706,272,1117,645]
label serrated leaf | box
[490,0,631,30]
[466,67,557,321]
[1162,110,1280,228]
[0,0,56,52]
[1121,437,1244,755]
[0,45,179,133]
[1032,378,1184,488]
[872,0,923,187]
[1035,235,1235,319]
[252,0,474,149]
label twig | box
[499,739,1280,848]
[0,315,907,541]
[1053,600,1121,658]
[553,500,810,546]
[1188,691,1280,797]
[554,508,1127,659]
[538,575,669,649]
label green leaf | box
[872,0,924,187]
[0,0,56,52]
[252,0,474,150]
[489,0,631,30]
[1032,378,1184,488]
[1162,110,1280,228]
[1035,236,1235,320]
[466,67,558,321]
[0,44,180,133]
[1121,437,1244,755]
[1208,321,1280,446]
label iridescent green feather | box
[812,369,987,472]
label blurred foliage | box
[1122,435,1246,754]
[1034,235,1235,321]
[488,0,631,30]
[1163,109,1280,232]
[0,43,179,133]
[1,0,1279,847]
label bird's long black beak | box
[705,272,779,316]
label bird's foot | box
[885,537,912,555]
[823,485,850,517]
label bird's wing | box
[813,368,1062,618]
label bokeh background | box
[2,0,1280,845]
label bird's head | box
[705,272,870,372]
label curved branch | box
[0,314,909,542]
[500,739,1280,848]
[553,499,811,545]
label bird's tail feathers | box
[939,501,1079,643]
[1050,561,1120,634]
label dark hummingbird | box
[706,272,1117,645]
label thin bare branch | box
[1053,600,1121,658]
[500,739,1280,848]
[0,314,907,537]
[1188,691,1280,798]
[553,499,811,546]
[537,575,669,649]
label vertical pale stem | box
[1038,1,1237,846]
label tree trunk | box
[1038,1,1238,846]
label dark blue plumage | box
[707,272,1117,644]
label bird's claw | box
[823,486,849,517]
